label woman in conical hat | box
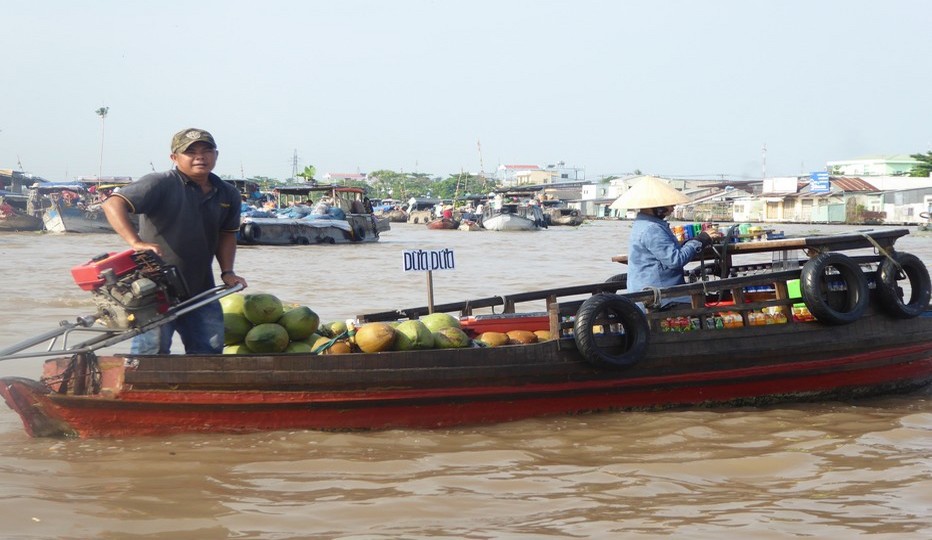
[618,177,721,308]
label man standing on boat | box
[103,128,247,354]
[616,176,720,309]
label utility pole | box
[95,107,109,180]
[477,138,484,175]
[291,149,298,181]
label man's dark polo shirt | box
[112,169,240,295]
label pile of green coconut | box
[221,292,548,355]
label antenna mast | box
[761,143,767,180]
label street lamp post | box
[95,107,109,180]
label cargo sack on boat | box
[875,251,932,319]
[800,252,869,325]
[573,294,649,369]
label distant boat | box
[405,198,442,224]
[541,200,584,226]
[0,196,42,231]
[39,192,114,234]
[426,217,459,230]
[238,184,384,245]
[481,201,547,231]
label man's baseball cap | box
[171,128,216,154]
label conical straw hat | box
[611,176,689,209]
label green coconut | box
[219,292,247,315]
[321,320,348,337]
[419,312,461,332]
[433,327,471,349]
[242,293,285,325]
[393,320,435,350]
[244,323,290,353]
[223,312,253,345]
[277,306,320,340]
[284,341,314,353]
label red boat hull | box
[2,337,930,438]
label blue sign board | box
[810,171,830,194]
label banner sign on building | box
[810,171,831,194]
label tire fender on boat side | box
[800,252,869,325]
[352,224,366,241]
[242,223,261,243]
[573,293,649,369]
[605,273,628,289]
[876,251,931,319]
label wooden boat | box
[541,200,584,226]
[1,229,931,438]
[426,217,459,230]
[33,184,115,234]
[238,185,383,245]
[458,219,482,231]
[0,196,42,231]
[405,198,442,224]
[481,201,547,231]
[372,198,408,223]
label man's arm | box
[102,195,163,256]
[216,231,247,287]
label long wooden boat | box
[0,197,42,231]
[1,229,930,438]
[238,185,382,245]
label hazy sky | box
[2,0,929,182]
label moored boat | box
[0,196,42,231]
[238,184,383,245]
[31,184,116,234]
[1,229,930,438]
[481,201,547,231]
[426,217,459,230]
[541,199,584,226]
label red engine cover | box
[71,249,139,291]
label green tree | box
[296,165,317,183]
[247,176,280,191]
[909,151,932,177]
[437,172,499,199]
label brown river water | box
[1,221,931,539]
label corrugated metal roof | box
[830,176,879,192]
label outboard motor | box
[70,250,189,329]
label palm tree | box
[95,107,109,179]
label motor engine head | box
[71,250,189,329]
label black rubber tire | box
[573,294,649,369]
[876,252,931,319]
[352,225,366,242]
[605,273,628,289]
[242,223,261,242]
[800,252,869,325]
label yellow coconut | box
[311,336,352,355]
[506,330,538,344]
[477,331,510,347]
[533,330,552,341]
[354,322,396,353]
